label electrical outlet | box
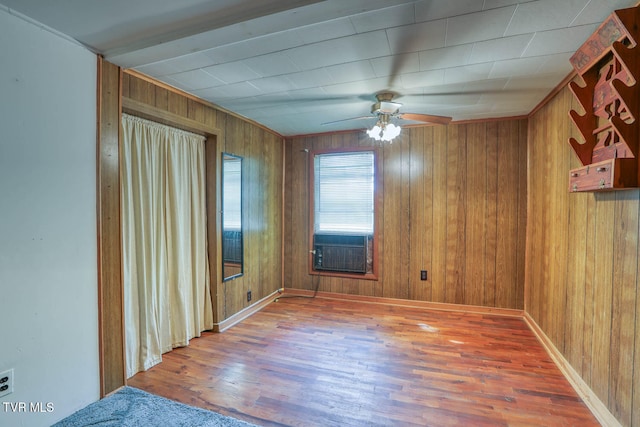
[0,369,14,398]
[420,270,428,281]
[247,291,252,302]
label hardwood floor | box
[128,296,599,427]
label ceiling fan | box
[322,92,453,126]
[321,92,452,142]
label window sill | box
[309,270,378,281]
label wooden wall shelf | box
[568,6,640,192]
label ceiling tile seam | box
[240,28,388,71]
[519,32,537,60]
[487,62,500,81]
[444,16,449,48]
[383,28,393,65]
[159,48,299,81]
[194,69,229,86]
[568,0,592,27]
[468,42,478,67]
[519,22,598,58]
[346,14,360,35]
[502,3,520,38]
[481,0,536,13]
[415,3,517,25]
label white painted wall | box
[0,7,99,427]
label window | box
[311,150,377,277]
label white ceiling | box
[2,0,638,136]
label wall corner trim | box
[523,312,622,427]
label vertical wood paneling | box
[409,127,427,300]
[243,122,258,313]
[268,131,284,291]
[550,89,570,346]
[284,118,526,310]
[591,192,615,403]
[97,58,125,396]
[496,121,518,308]
[564,91,587,366]
[187,99,205,123]
[609,192,638,425]
[291,137,313,291]
[515,120,527,310]
[414,127,434,300]
[431,126,447,302]
[485,122,498,307]
[564,171,588,369]
[168,91,188,117]
[635,262,640,427]
[446,125,467,304]
[398,135,411,299]
[539,102,553,336]
[382,138,405,298]
[581,192,597,386]
[527,83,640,427]
[155,86,168,111]
[129,77,155,105]
[204,136,221,323]
[465,123,487,306]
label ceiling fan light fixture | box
[367,121,401,142]
[366,124,383,140]
[382,123,401,141]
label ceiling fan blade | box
[321,115,373,125]
[398,113,452,125]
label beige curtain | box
[121,113,213,378]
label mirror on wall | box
[222,153,243,281]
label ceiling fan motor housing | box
[372,101,402,115]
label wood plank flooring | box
[128,296,599,427]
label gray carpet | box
[52,386,260,427]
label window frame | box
[308,147,381,280]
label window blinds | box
[314,151,374,234]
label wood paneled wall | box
[527,84,640,427]
[97,58,125,396]
[284,120,527,309]
[119,71,284,322]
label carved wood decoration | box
[568,7,640,192]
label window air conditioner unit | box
[313,234,367,273]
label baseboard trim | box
[212,290,280,333]
[279,288,524,318]
[523,312,621,427]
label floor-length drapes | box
[121,113,213,378]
